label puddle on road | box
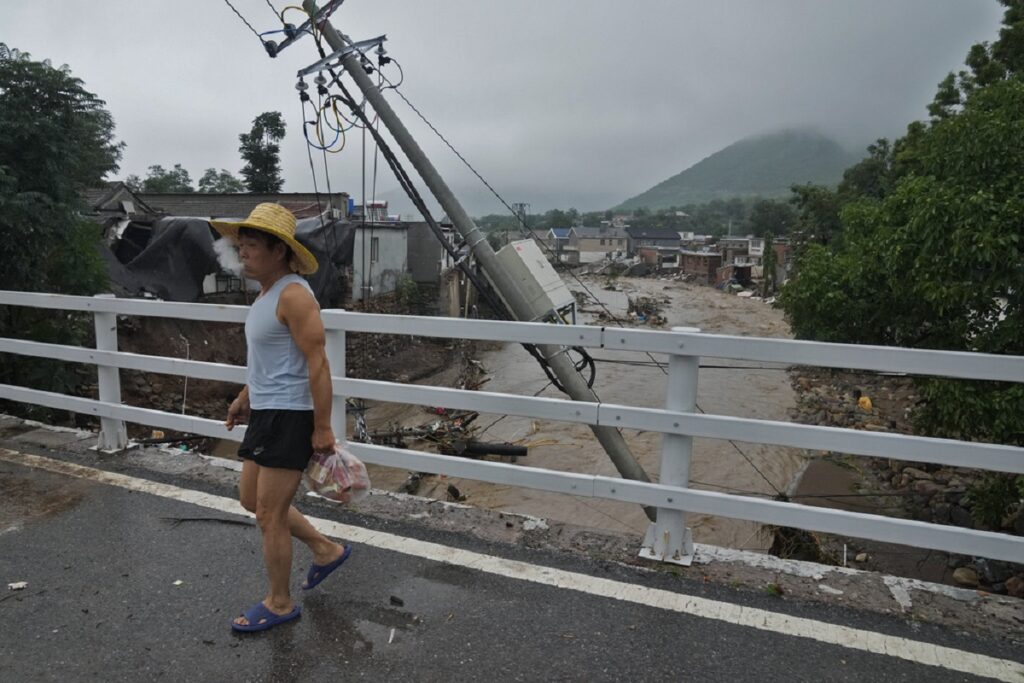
[363,277,808,552]
[297,595,422,657]
[0,468,88,533]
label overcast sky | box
[1,1,1006,215]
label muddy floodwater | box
[363,276,806,552]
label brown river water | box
[362,276,806,552]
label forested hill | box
[617,129,858,211]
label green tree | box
[0,45,119,293]
[239,112,286,193]
[746,199,796,237]
[788,184,844,250]
[761,232,777,297]
[0,45,120,400]
[140,163,193,192]
[198,167,245,193]
[782,76,1024,445]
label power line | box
[221,0,264,44]
[298,97,332,259]
[311,36,786,500]
[696,402,784,497]
[382,76,672,377]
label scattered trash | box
[151,430,165,439]
[388,628,396,644]
[7,581,27,591]
[522,518,549,532]
[160,516,254,529]
[857,396,873,412]
[390,595,405,607]
[855,552,869,563]
[172,580,184,586]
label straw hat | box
[210,203,318,275]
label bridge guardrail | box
[0,290,1021,565]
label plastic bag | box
[303,443,370,504]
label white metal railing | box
[0,290,1022,566]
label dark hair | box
[238,226,293,263]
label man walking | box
[212,203,351,632]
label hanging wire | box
[298,95,336,271]
[307,33,783,496]
[342,49,790,496]
[220,0,265,44]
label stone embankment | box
[789,367,1023,597]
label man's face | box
[237,233,285,279]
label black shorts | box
[238,409,315,471]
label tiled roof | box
[571,226,628,239]
[136,192,349,219]
[624,226,682,240]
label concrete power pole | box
[303,1,654,517]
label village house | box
[568,226,628,263]
[637,246,679,271]
[680,250,722,285]
[716,263,753,288]
[624,226,682,256]
[679,232,712,250]
[718,236,752,266]
[350,220,410,303]
[529,228,551,247]
[82,184,426,307]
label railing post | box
[93,294,128,451]
[324,312,347,445]
[640,326,699,565]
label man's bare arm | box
[226,385,250,430]
[279,283,335,452]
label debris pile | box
[626,296,668,327]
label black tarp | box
[103,216,354,306]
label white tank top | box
[245,274,316,410]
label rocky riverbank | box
[787,366,1023,597]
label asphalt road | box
[1,457,1021,682]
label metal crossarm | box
[296,36,387,78]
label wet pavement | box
[2,450,1022,682]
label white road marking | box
[2,448,1021,682]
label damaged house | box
[83,185,419,307]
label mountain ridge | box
[616,129,859,211]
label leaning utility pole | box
[302,1,654,519]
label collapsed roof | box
[101,216,354,305]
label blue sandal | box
[231,602,301,632]
[302,545,352,590]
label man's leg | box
[286,505,345,567]
[255,466,303,615]
[239,461,344,574]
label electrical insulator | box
[314,73,328,86]
[295,78,309,92]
